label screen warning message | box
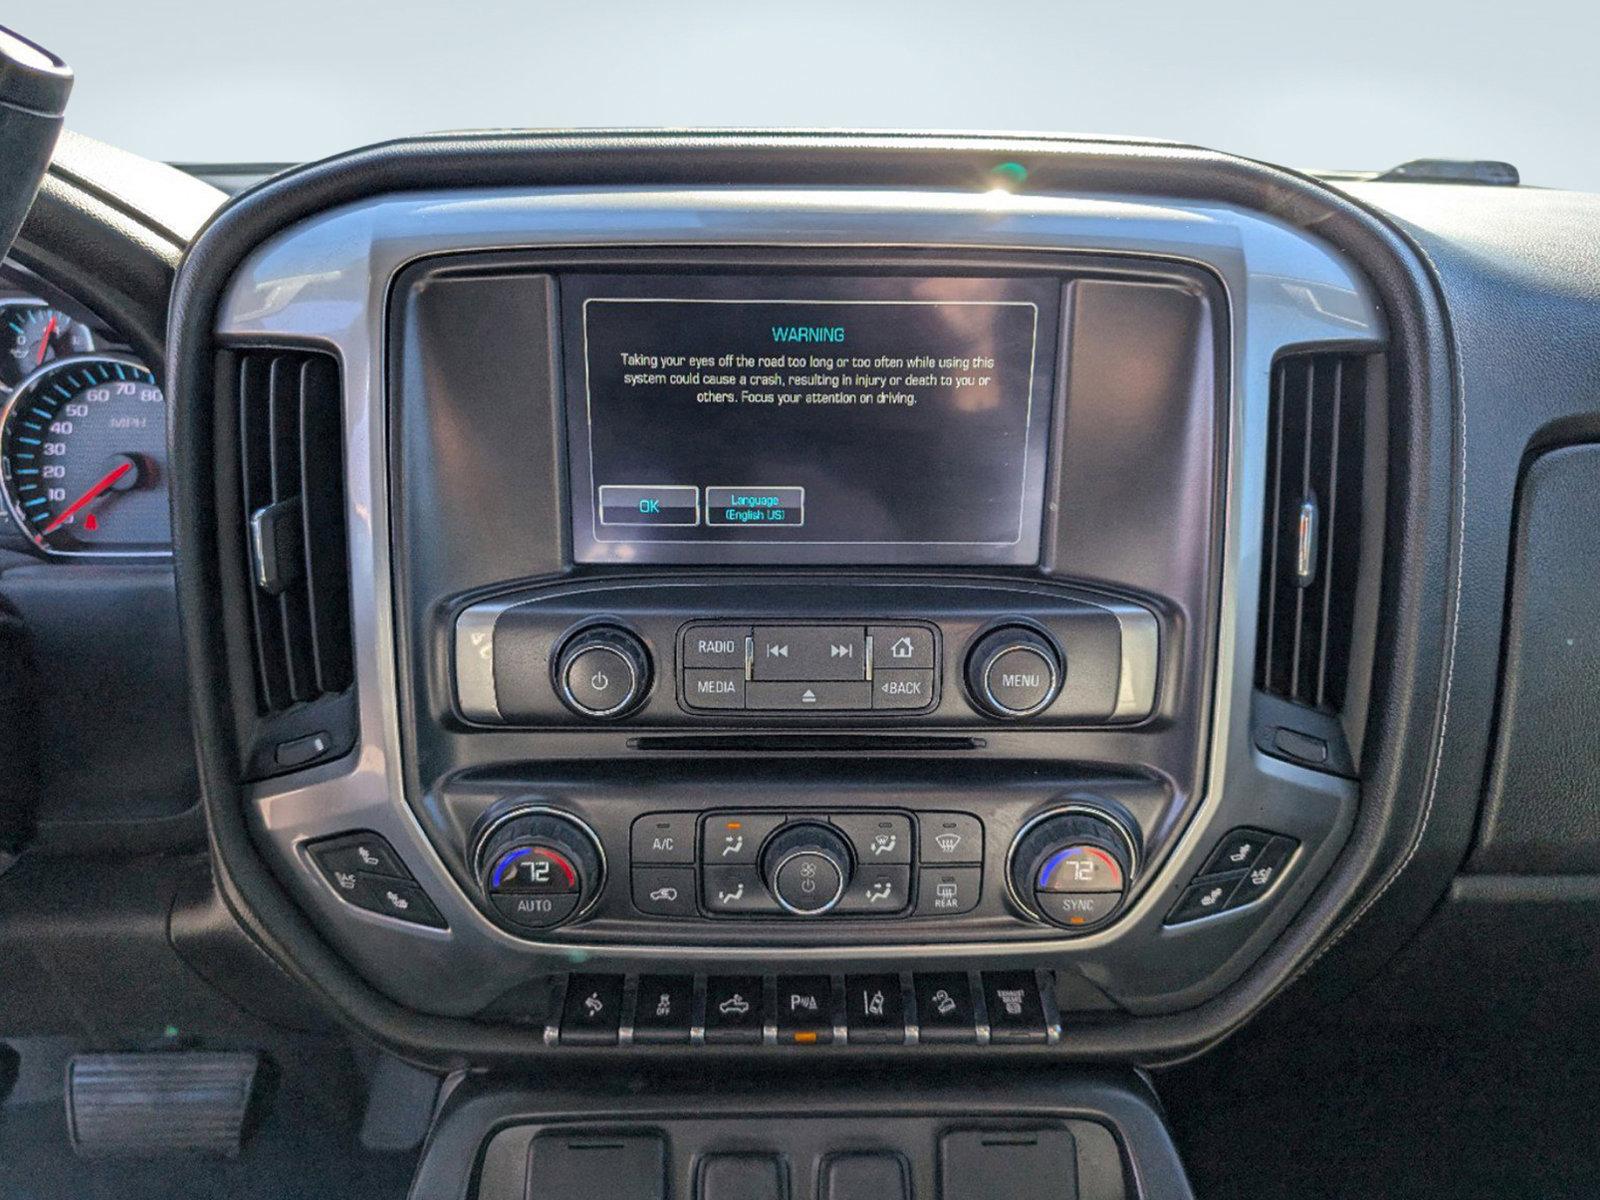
[564,275,1059,565]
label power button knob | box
[554,626,651,719]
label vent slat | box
[230,348,353,716]
[1257,352,1367,716]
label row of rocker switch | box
[556,970,1059,1046]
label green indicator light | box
[990,161,1028,188]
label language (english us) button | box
[597,484,698,527]
[704,486,805,527]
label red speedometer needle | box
[35,316,55,365]
[43,460,132,534]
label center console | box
[178,143,1392,1069]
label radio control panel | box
[452,579,1158,729]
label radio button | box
[751,625,866,681]
[683,625,750,670]
[919,813,983,865]
[684,668,746,709]
[915,867,981,915]
[747,680,871,710]
[869,626,935,670]
[871,669,935,710]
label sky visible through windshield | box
[20,0,1600,190]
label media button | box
[871,669,935,710]
[684,669,746,709]
[597,484,698,527]
[751,625,867,682]
[682,625,750,670]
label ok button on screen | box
[598,484,699,527]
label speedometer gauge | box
[0,355,170,556]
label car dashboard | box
[6,127,1600,1199]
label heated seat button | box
[309,832,409,881]
[1224,835,1298,909]
[844,974,906,1044]
[346,877,446,928]
[1166,873,1245,924]
[776,975,834,1043]
[632,867,696,917]
[981,971,1048,1043]
[913,972,977,1043]
[919,813,984,865]
[559,973,624,1045]
[630,812,696,864]
[704,976,765,1044]
[1197,828,1273,878]
[915,866,981,915]
[632,975,693,1044]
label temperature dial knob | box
[762,823,853,915]
[1008,806,1139,932]
[553,626,651,719]
[474,808,605,932]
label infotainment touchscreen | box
[562,273,1059,565]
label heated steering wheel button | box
[1197,828,1273,879]
[560,973,624,1045]
[310,832,409,881]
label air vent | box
[1256,352,1368,713]
[232,349,353,714]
